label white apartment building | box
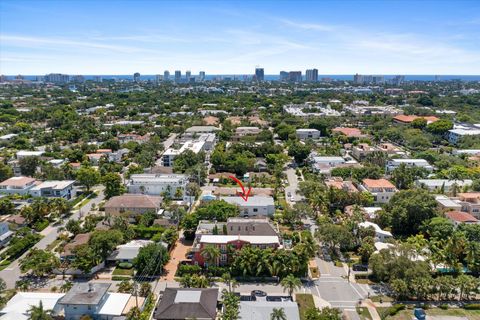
[220,196,275,217]
[386,158,434,172]
[415,179,473,193]
[296,129,321,140]
[127,174,188,199]
[162,133,215,167]
[29,180,76,199]
[448,127,480,144]
[16,150,45,159]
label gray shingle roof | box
[153,288,218,319]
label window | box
[252,226,255,231]
[253,208,258,213]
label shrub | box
[464,304,480,310]
[438,304,449,310]
[354,273,370,280]
[33,220,49,232]
[111,275,131,281]
[206,266,228,277]
[176,264,202,276]
[118,262,133,269]
[388,304,406,316]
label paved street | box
[0,186,105,289]
[285,166,303,205]
[282,161,372,317]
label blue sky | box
[1,0,479,75]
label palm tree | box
[28,301,53,320]
[221,273,238,293]
[60,281,73,293]
[280,274,302,299]
[270,307,287,320]
[201,244,221,267]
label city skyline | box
[1,0,480,75]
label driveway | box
[0,186,105,289]
[161,235,192,282]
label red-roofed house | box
[325,177,358,193]
[331,127,364,138]
[360,179,398,204]
[445,211,479,226]
[393,115,439,124]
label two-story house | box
[360,179,398,204]
[0,176,38,195]
[457,193,480,219]
[29,180,76,199]
[127,174,188,200]
[58,283,132,320]
[104,194,162,216]
[296,128,321,140]
[220,196,275,217]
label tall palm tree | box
[280,274,302,298]
[28,301,53,320]
[270,307,287,320]
[201,244,221,267]
[221,272,238,293]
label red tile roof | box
[446,211,479,223]
[332,127,363,137]
[393,115,439,123]
[363,178,396,189]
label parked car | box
[414,308,426,320]
[251,290,267,297]
[352,264,368,272]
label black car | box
[352,264,369,271]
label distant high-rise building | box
[288,71,302,82]
[44,73,70,83]
[155,74,163,83]
[174,70,181,83]
[391,75,405,86]
[255,67,264,81]
[0,75,7,82]
[93,75,103,82]
[354,73,384,85]
[199,71,206,81]
[133,72,141,82]
[279,71,289,81]
[164,70,170,81]
[72,75,85,83]
[305,69,319,82]
[372,75,384,84]
[186,70,191,80]
[353,73,364,84]
[15,75,24,80]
